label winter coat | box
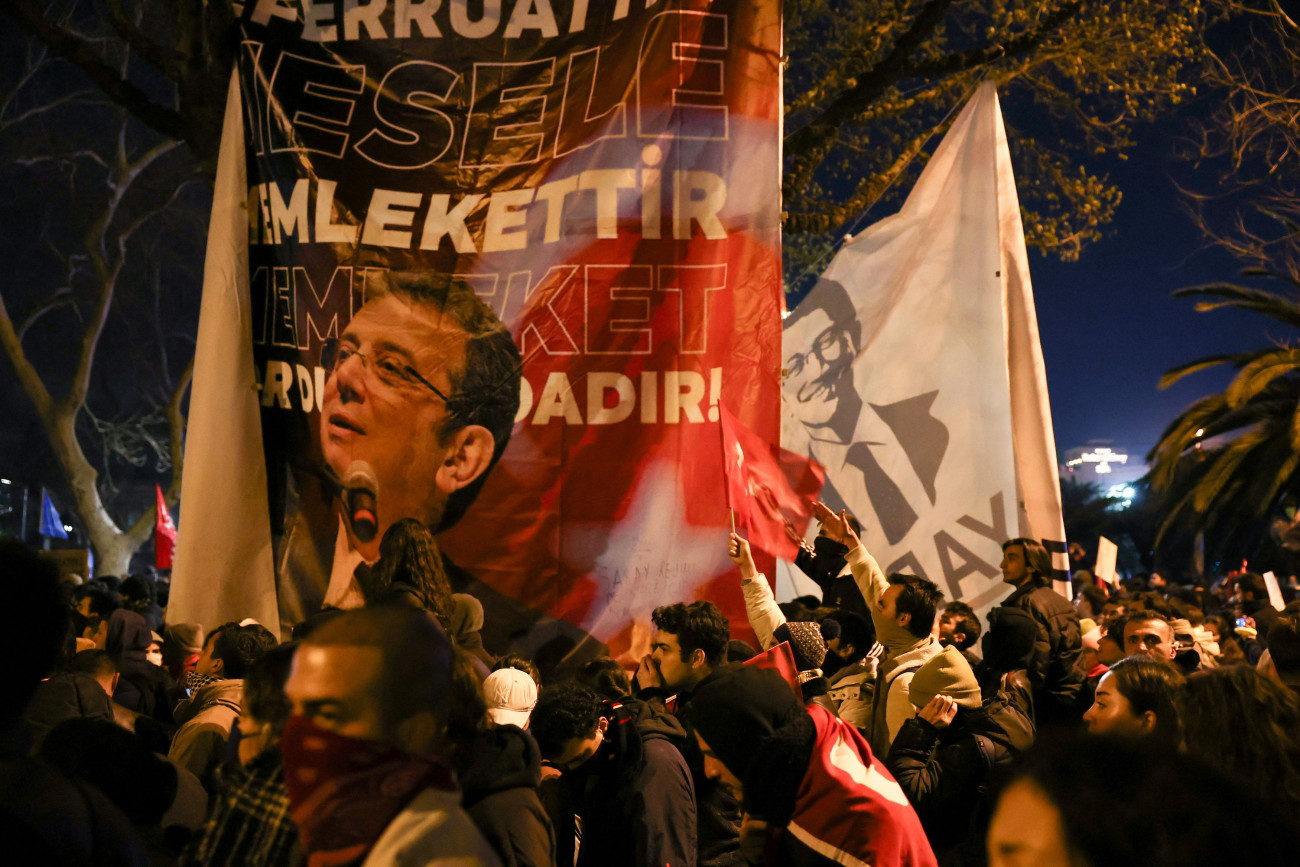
[564,697,697,867]
[459,725,555,867]
[794,539,869,617]
[21,672,114,750]
[168,679,243,792]
[107,610,175,724]
[998,580,1083,726]
[885,682,1035,865]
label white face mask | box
[146,651,164,667]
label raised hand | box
[728,532,757,580]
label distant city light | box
[62,524,73,533]
[1106,483,1136,511]
[1065,447,1129,474]
[0,479,10,485]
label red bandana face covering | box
[280,715,456,867]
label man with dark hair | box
[280,605,498,865]
[1121,612,1178,663]
[531,680,696,867]
[814,503,944,755]
[1237,572,1281,647]
[642,600,730,695]
[940,600,983,667]
[281,271,523,619]
[169,623,277,791]
[1265,615,1300,693]
[998,537,1084,726]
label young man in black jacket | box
[532,681,696,867]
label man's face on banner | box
[320,293,468,535]
[784,279,862,442]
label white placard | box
[1262,571,1286,612]
[1095,536,1119,587]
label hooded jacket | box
[106,609,174,724]
[566,697,696,867]
[458,724,555,867]
[885,680,1035,864]
[168,678,243,792]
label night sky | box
[1030,121,1270,469]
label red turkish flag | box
[742,641,802,697]
[155,484,177,570]
[719,404,824,562]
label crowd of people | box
[5,502,1300,866]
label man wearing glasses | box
[295,272,522,611]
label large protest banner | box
[170,1,784,657]
[781,83,1069,616]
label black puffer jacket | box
[998,580,1083,726]
[885,684,1035,866]
[459,724,555,867]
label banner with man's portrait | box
[172,1,784,657]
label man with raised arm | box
[813,503,944,755]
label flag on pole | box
[781,82,1069,615]
[742,640,802,697]
[38,489,68,540]
[167,72,279,637]
[155,484,177,571]
[720,404,824,562]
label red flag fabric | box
[719,404,824,562]
[155,484,177,570]
[742,641,802,697]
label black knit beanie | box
[682,665,806,783]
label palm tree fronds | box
[1225,347,1300,409]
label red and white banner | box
[172,2,783,656]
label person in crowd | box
[1237,572,1282,646]
[452,592,498,668]
[819,609,878,728]
[637,600,731,698]
[685,663,936,866]
[22,624,116,751]
[793,512,869,617]
[494,653,543,687]
[986,735,1298,867]
[996,538,1083,727]
[169,622,277,791]
[812,503,944,754]
[119,574,165,634]
[106,607,174,724]
[163,623,205,683]
[531,680,695,867]
[1099,595,1127,628]
[182,643,303,867]
[1120,611,1177,663]
[40,717,183,862]
[452,654,555,867]
[574,657,633,701]
[356,517,456,628]
[976,605,1038,705]
[1178,665,1300,822]
[1074,582,1108,622]
[2,540,150,865]
[483,667,538,730]
[886,645,1034,865]
[1082,655,1183,745]
[1265,614,1300,692]
[939,600,983,668]
[281,604,500,865]
[729,532,845,703]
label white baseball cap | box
[483,668,538,729]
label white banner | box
[781,82,1068,614]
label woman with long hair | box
[361,518,456,629]
[1082,655,1183,744]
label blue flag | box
[39,489,68,539]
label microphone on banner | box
[343,461,380,543]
